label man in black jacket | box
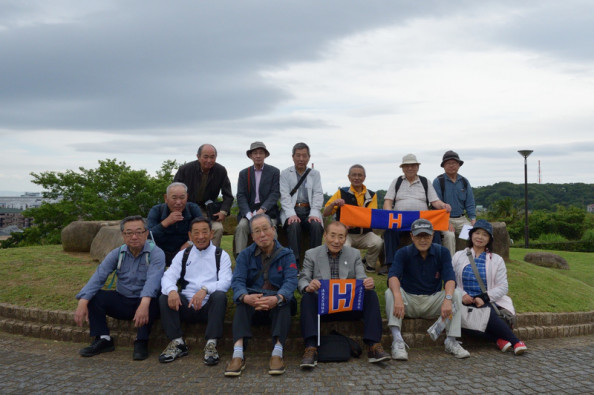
[173,144,234,247]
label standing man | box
[323,164,383,272]
[383,154,451,269]
[298,221,390,369]
[234,141,280,255]
[224,214,298,377]
[158,217,232,365]
[74,216,165,360]
[173,144,233,247]
[279,142,324,262]
[433,150,476,256]
[147,182,203,265]
[385,219,469,360]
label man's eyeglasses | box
[251,226,273,235]
[122,230,147,237]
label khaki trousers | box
[385,288,462,337]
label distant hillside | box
[325,183,594,211]
[473,182,594,210]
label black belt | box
[450,215,462,218]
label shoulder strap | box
[466,249,501,314]
[393,176,404,203]
[215,247,222,281]
[419,176,429,208]
[251,246,284,284]
[247,166,251,196]
[438,174,446,198]
[178,246,193,291]
[107,245,126,289]
[289,168,312,197]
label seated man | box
[234,141,280,256]
[158,217,232,365]
[323,164,384,272]
[224,214,298,377]
[298,221,390,368]
[74,215,165,360]
[279,142,324,263]
[385,219,469,360]
[147,182,203,265]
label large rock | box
[491,222,510,261]
[61,221,105,252]
[90,225,124,262]
[524,252,570,270]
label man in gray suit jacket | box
[234,142,280,255]
[279,142,324,262]
[297,222,390,369]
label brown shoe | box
[300,346,318,369]
[368,343,391,363]
[224,357,245,377]
[268,355,286,375]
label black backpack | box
[437,174,468,199]
[178,246,223,291]
[393,175,430,208]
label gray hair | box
[292,142,310,156]
[166,182,188,195]
[348,164,366,176]
[325,221,348,235]
[120,215,147,232]
[197,144,218,157]
[249,213,274,233]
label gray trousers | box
[159,291,227,341]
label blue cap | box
[471,219,493,238]
[411,219,434,236]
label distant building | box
[588,204,594,213]
[0,208,32,229]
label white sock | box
[100,335,111,341]
[233,346,244,359]
[272,344,283,357]
[173,337,184,345]
[206,339,216,346]
[390,327,403,342]
[446,336,457,344]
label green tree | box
[5,159,177,247]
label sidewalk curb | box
[1,303,592,351]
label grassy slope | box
[0,239,592,314]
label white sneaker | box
[391,340,409,361]
[445,339,470,359]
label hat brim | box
[246,149,270,158]
[440,159,464,168]
[400,162,420,168]
[411,229,434,236]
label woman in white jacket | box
[452,219,527,355]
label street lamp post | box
[518,150,533,248]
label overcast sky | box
[1,0,593,197]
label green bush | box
[535,233,568,243]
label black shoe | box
[300,346,318,369]
[133,339,149,361]
[377,266,389,276]
[79,337,115,357]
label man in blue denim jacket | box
[224,214,298,377]
[74,215,165,360]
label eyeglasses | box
[251,226,273,235]
[122,230,147,237]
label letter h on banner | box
[317,279,365,345]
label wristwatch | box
[445,294,453,300]
[276,294,284,306]
[201,286,208,294]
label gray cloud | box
[0,0,472,131]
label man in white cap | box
[385,218,469,360]
[234,141,280,255]
[382,154,451,272]
[433,150,476,256]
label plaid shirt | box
[327,248,342,279]
[462,252,487,297]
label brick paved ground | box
[0,332,592,394]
